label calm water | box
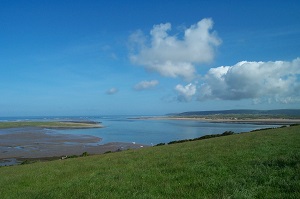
[0,116,279,145]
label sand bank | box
[0,121,103,129]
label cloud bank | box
[134,80,159,91]
[175,58,300,103]
[130,18,221,80]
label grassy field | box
[0,126,299,198]
[0,121,102,129]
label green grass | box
[0,121,101,129]
[0,126,299,198]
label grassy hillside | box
[0,126,299,198]
[171,109,300,119]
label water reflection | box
[55,117,279,145]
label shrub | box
[20,160,38,165]
[81,152,89,157]
[168,131,235,145]
[67,155,79,159]
[155,143,166,146]
[222,131,234,136]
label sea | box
[0,115,280,145]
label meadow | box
[0,125,299,198]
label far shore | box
[133,116,300,125]
[0,120,103,129]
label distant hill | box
[169,109,300,117]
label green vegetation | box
[0,121,102,129]
[167,130,234,145]
[173,109,300,119]
[0,126,299,198]
[58,152,90,160]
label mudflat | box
[0,125,146,164]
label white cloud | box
[106,87,118,95]
[130,18,221,80]
[134,80,159,91]
[197,57,300,103]
[175,83,196,102]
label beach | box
[137,116,300,125]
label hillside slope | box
[171,109,300,118]
[0,126,299,198]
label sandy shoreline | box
[134,116,300,125]
[0,120,103,129]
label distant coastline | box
[133,116,300,125]
[132,109,300,125]
[0,120,103,129]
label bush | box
[168,131,235,145]
[81,152,89,157]
[222,131,234,136]
[67,155,79,159]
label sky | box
[1,0,300,116]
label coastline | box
[0,121,103,129]
[0,129,147,165]
[134,116,300,125]
[0,121,146,166]
[1,117,299,166]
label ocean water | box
[0,116,279,145]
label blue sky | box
[1,0,300,116]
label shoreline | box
[0,128,147,166]
[1,117,299,166]
[0,140,148,166]
[0,122,146,166]
[0,120,103,129]
[134,116,300,125]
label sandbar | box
[0,121,103,129]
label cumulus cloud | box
[175,83,196,102]
[129,18,221,80]
[134,80,159,91]
[106,87,118,95]
[197,57,300,103]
